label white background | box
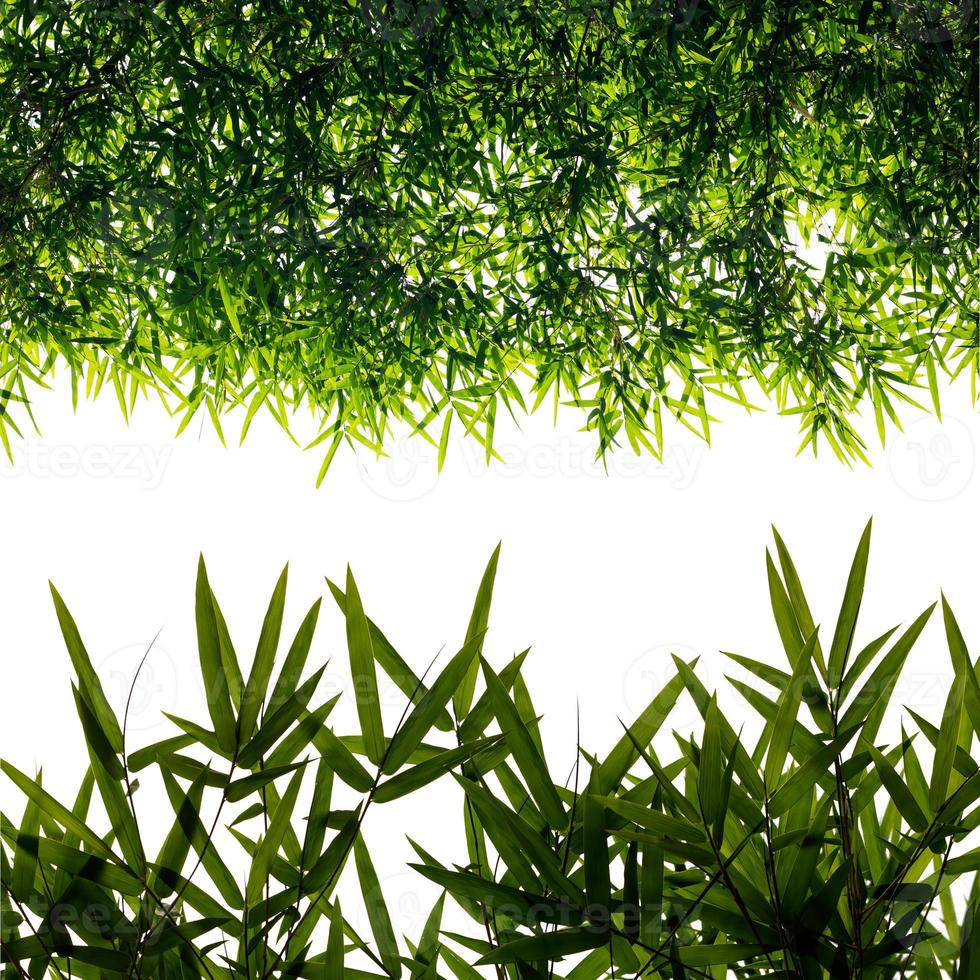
[2,377,978,946]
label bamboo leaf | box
[827,519,873,689]
[49,584,124,754]
[482,657,565,828]
[239,563,289,739]
[343,567,385,767]
[453,544,500,718]
[930,674,967,812]
[354,834,401,978]
[384,631,485,774]
[195,556,238,753]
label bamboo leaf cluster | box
[2,524,979,977]
[1,2,977,469]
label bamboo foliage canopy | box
[1,0,977,469]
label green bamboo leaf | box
[698,695,724,826]
[839,625,900,702]
[218,272,243,338]
[354,834,401,978]
[455,775,582,902]
[150,769,208,899]
[246,765,304,906]
[267,598,322,712]
[408,863,562,923]
[678,944,766,968]
[212,593,244,706]
[601,796,706,842]
[839,604,934,737]
[384,632,485,774]
[238,664,328,769]
[482,657,565,828]
[264,693,341,769]
[765,630,819,788]
[827,518,873,688]
[584,771,611,919]
[765,549,806,669]
[1,761,117,864]
[128,734,196,772]
[303,757,335,873]
[327,898,345,980]
[327,581,452,733]
[312,725,374,792]
[453,544,500,718]
[771,526,827,675]
[10,774,41,901]
[226,761,308,803]
[868,744,928,832]
[930,673,967,812]
[73,692,144,872]
[161,712,222,755]
[942,595,980,741]
[374,736,503,803]
[768,726,860,817]
[49,583,124,754]
[343,567,385,767]
[599,662,688,793]
[239,563,289,739]
[160,769,244,910]
[640,837,664,949]
[195,556,238,753]
[0,828,142,897]
[303,805,362,895]
[477,927,606,965]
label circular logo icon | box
[356,436,440,503]
[98,642,179,733]
[888,415,975,502]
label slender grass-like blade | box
[453,544,500,718]
[343,568,385,766]
[239,564,289,738]
[354,834,402,978]
[195,557,238,753]
[49,583,124,754]
[827,519,873,689]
